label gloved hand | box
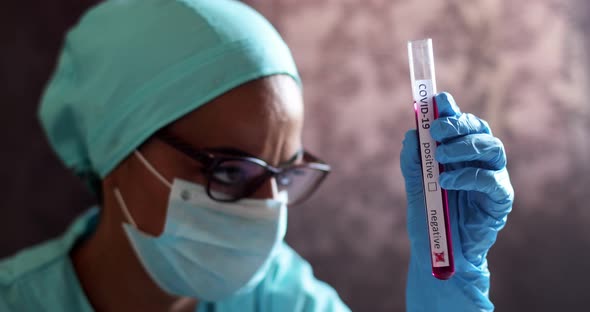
[401,92,514,312]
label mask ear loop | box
[114,188,137,227]
[113,150,173,228]
[133,151,172,188]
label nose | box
[250,177,278,200]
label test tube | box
[407,38,454,280]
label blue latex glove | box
[401,92,514,311]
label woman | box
[0,0,513,311]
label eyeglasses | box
[154,131,331,205]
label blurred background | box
[2,0,589,311]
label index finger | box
[435,92,461,118]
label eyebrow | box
[156,130,302,166]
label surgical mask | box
[113,151,288,301]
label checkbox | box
[427,182,438,192]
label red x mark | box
[434,252,445,263]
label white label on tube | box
[413,79,450,268]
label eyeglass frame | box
[152,131,331,205]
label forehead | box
[164,75,303,159]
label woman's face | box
[105,75,303,235]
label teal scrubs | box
[0,209,350,312]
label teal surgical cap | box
[38,0,301,193]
